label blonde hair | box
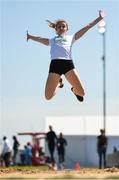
[46,19,68,30]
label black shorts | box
[49,59,75,75]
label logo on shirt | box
[54,36,67,43]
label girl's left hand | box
[99,10,105,19]
[26,30,30,42]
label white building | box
[45,116,119,168]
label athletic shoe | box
[58,78,64,88]
[71,87,84,102]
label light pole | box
[98,20,106,130]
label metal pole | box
[102,32,106,130]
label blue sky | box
[0,0,119,141]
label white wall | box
[45,116,119,135]
[45,116,119,168]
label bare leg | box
[65,69,85,97]
[45,73,61,100]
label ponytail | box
[46,20,56,29]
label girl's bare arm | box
[75,10,105,40]
[27,31,49,46]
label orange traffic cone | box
[75,162,80,170]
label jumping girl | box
[27,10,104,102]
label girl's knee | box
[45,94,52,100]
[45,91,55,100]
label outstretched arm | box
[75,10,105,40]
[27,31,49,46]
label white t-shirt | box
[2,139,12,155]
[49,34,76,60]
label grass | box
[0,165,49,171]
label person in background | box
[97,129,108,169]
[20,145,27,165]
[2,136,12,167]
[0,153,4,166]
[113,146,118,153]
[39,147,45,157]
[46,125,57,165]
[12,136,20,165]
[57,133,67,169]
[26,142,32,165]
